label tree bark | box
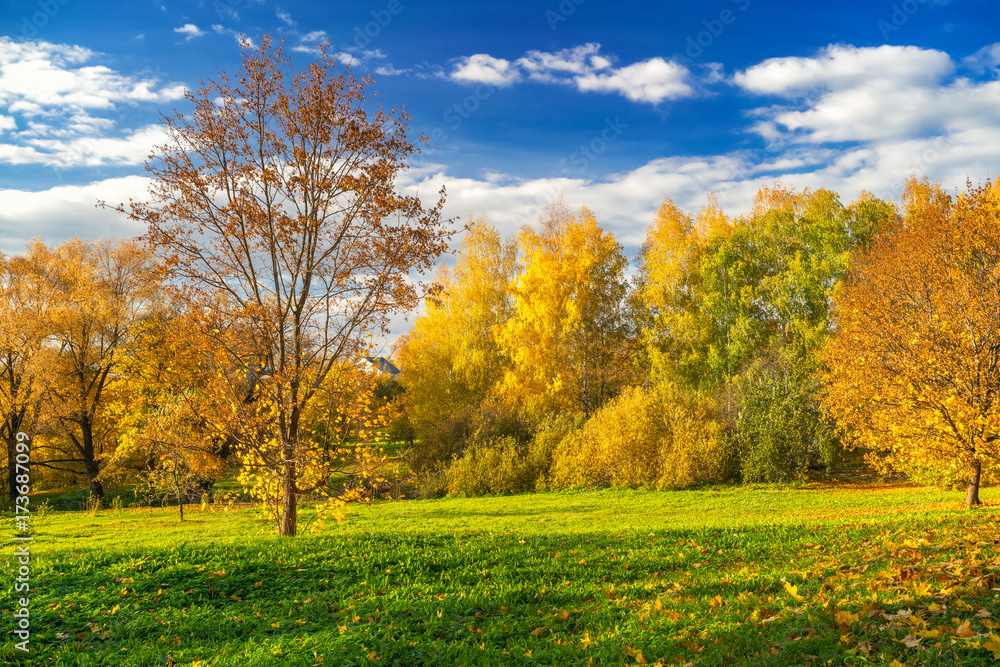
[279,458,297,537]
[79,420,105,502]
[965,458,982,507]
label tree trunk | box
[80,420,104,502]
[172,456,185,521]
[5,435,14,501]
[279,460,297,537]
[965,458,982,507]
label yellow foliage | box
[822,179,1000,505]
[548,382,725,490]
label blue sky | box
[2,0,999,346]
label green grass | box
[3,484,999,666]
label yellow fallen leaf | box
[954,619,976,638]
[835,610,859,626]
[784,581,804,601]
[982,633,1000,658]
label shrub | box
[734,359,839,483]
[529,413,585,491]
[444,436,536,496]
[549,383,726,490]
[409,399,533,474]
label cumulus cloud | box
[735,44,1000,144]
[576,58,692,103]
[450,54,521,87]
[0,37,185,111]
[0,176,152,255]
[0,38,185,168]
[450,43,694,104]
[174,24,205,40]
[734,44,952,95]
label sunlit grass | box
[3,483,998,665]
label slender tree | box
[109,36,450,536]
[0,249,54,499]
[501,201,631,416]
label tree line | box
[3,36,998,543]
[394,178,1000,506]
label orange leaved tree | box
[109,37,450,536]
[822,178,1000,506]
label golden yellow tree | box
[110,37,450,536]
[0,248,56,499]
[29,238,162,501]
[822,178,1000,506]
[501,201,631,416]
[395,217,518,433]
[640,195,731,388]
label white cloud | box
[0,176,152,255]
[735,44,951,95]
[292,30,329,55]
[0,38,185,168]
[735,44,1000,144]
[375,64,409,76]
[276,8,295,26]
[964,42,1000,74]
[23,124,168,168]
[0,37,185,111]
[174,24,205,40]
[516,43,605,83]
[450,54,521,87]
[452,43,694,104]
[576,58,692,104]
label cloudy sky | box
[1,0,999,347]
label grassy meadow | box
[3,483,1000,666]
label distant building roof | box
[364,356,400,378]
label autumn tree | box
[0,249,55,500]
[111,37,450,536]
[640,195,730,390]
[103,306,225,518]
[23,238,162,502]
[395,217,518,429]
[823,178,1000,506]
[501,201,632,417]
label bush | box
[734,359,839,483]
[409,399,534,474]
[549,383,726,490]
[529,413,585,491]
[444,436,537,496]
